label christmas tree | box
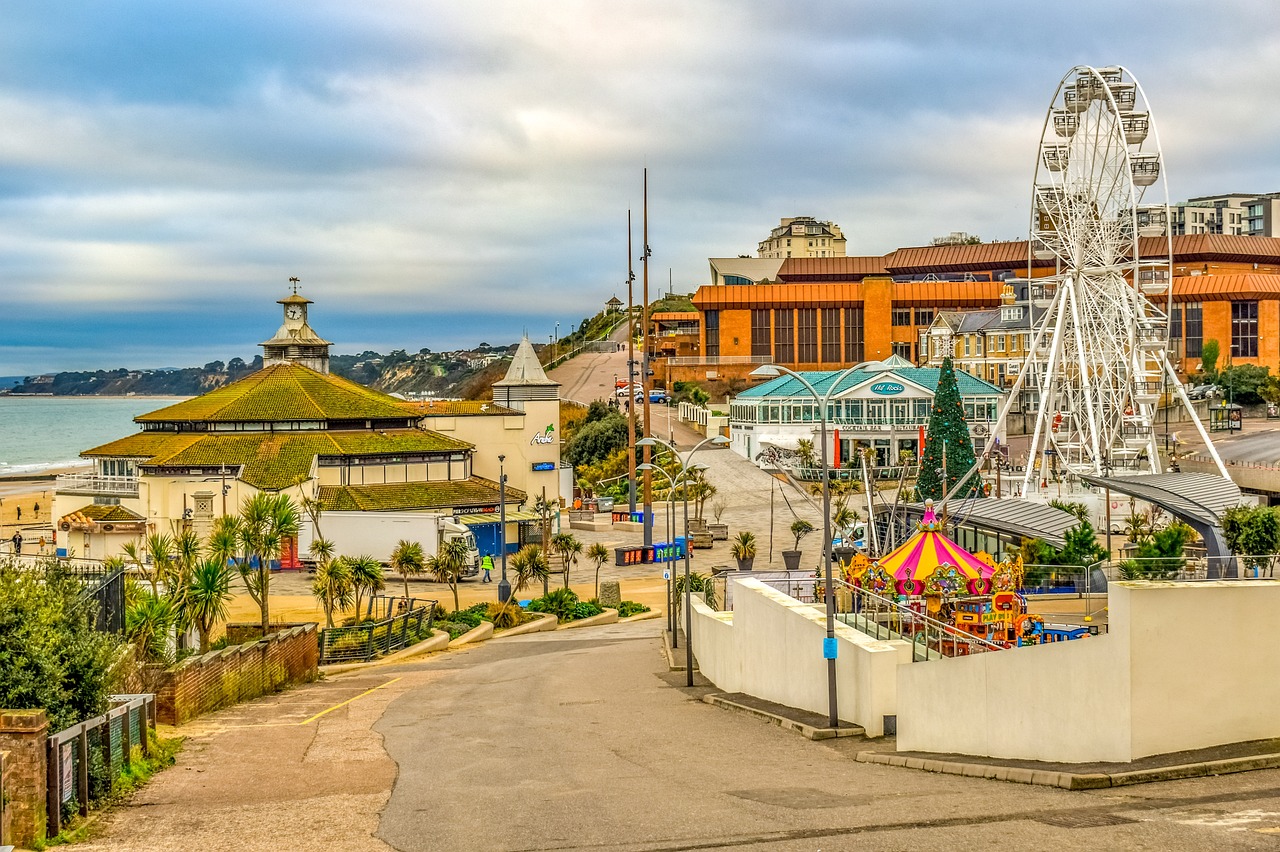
[916,357,979,501]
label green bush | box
[617,600,651,618]
[435,621,473,640]
[572,600,604,620]
[528,588,587,622]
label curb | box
[321,629,450,676]
[556,608,619,630]
[618,608,662,624]
[853,750,1280,790]
[703,694,865,741]
[449,620,494,647]
[660,627,698,673]
[492,612,558,638]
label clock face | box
[286,306,303,320]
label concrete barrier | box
[448,620,494,648]
[493,612,558,637]
[556,608,619,630]
[690,579,910,737]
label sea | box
[0,396,187,477]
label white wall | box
[897,580,1280,763]
[690,578,910,736]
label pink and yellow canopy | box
[875,505,995,582]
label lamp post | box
[638,461,706,648]
[638,435,729,687]
[750,363,863,730]
[497,454,511,603]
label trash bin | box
[597,497,614,513]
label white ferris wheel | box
[989,64,1228,489]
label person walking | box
[11,531,22,556]
[481,553,494,584]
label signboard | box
[530,424,556,445]
[982,612,1012,625]
[870,382,905,396]
[531,462,556,472]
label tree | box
[433,538,471,612]
[0,563,123,731]
[510,545,550,595]
[587,542,609,600]
[389,539,426,601]
[564,413,629,466]
[311,554,353,628]
[1048,500,1090,523]
[831,499,858,540]
[917,357,978,501]
[185,558,235,653]
[789,519,815,552]
[1217,364,1271,405]
[794,439,818,472]
[345,555,384,623]
[126,590,175,665]
[1200,339,1220,379]
[234,493,301,634]
[551,532,583,590]
[1222,505,1280,573]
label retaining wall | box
[155,624,319,725]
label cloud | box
[1,0,1279,373]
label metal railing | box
[54,473,140,496]
[665,355,774,366]
[2,556,126,633]
[1103,555,1280,582]
[317,598,437,665]
[47,694,155,835]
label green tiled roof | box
[318,478,527,512]
[135,363,415,423]
[737,366,1003,399]
[83,429,472,491]
[66,504,146,522]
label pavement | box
[75,617,1280,851]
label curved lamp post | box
[637,462,706,647]
[637,433,729,687]
[750,363,863,730]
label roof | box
[457,510,543,524]
[737,366,1003,400]
[1075,472,1241,528]
[135,363,414,424]
[708,257,785,284]
[59,504,146,525]
[904,499,1082,549]
[260,322,331,347]
[401,400,522,417]
[492,337,558,387]
[778,256,887,280]
[317,478,526,512]
[83,429,471,490]
[883,241,1042,274]
[1173,273,1280,302]
[649,311,699,321]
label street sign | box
[662,569,671,580]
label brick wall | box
[155,624,318,726]
[0,709,48,847]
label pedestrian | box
[11,531,21,556]
[481,554,494,584]
[15,506,20,520]
[33,502,39,517]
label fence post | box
[120,707,132,764]
[401,611,410,649]
[76,727,89,818]
[144,697,156,756]
[364,624,375,661]
[46,738,60,838]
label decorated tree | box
[917,357,979,501]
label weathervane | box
[288,276,301,295]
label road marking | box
[300,677,402,725]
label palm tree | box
[433,538,471,612]
[795,438,818,473]
[551,532,583,590]
[587,542,609,600]
[510,545,550,595]
[235,493,301,634]
[126,591,175,665]
[389,539,426,602]
[142,533,175,595]
[168,528,203,646]
[345,555,385,624]
[208,515,241,567]
[185,558,235,653]
[311,555,353,628]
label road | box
[83,619,1280,851]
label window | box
[774,309,794,363]
[723,274,753,286]
[821,308,841,363]
[844,307,864,362]
[1232,301,1259,358]
[797,308,817,362]
[996,334,1006,353]
[750,310,771,356]
[1169,305,1182,339]
[914,308,934,327]
[704,310,720,357]
[1184,302,1203,358]
[891,307,912,326]
[964,337,971,356]
[892,341,913,361]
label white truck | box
[299,511,481,577]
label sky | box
[2,0,1279,375]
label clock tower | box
[260,281,333,373]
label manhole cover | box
[725,788,866,810]
[1036,812,1138,829]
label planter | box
[781,550,802,571]
[707,523,729,540]
[735,556,755,571]
[688,518,708,534]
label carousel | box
[841,500,1089,652]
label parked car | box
[635,389,670,404]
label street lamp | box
[638,461,709,647]
[750,362,863,730]
[497,454,511,603]
[638,435,729,687]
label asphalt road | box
[374,620,1280,851]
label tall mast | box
[627,211,637,514]
[642,168,653,547]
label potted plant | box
[707,497,729,541]
[730,531,757,571]
[782,519,814,571]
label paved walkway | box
[78,619,1280,851]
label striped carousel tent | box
[875,500,995,584]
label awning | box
[457,510,543,525]
[899,499,1080,549]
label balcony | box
[56,474,140,497]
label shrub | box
[485,601,524,630]
[528,588,583,622]
[617,600,651,618]
[572,600,604,620]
